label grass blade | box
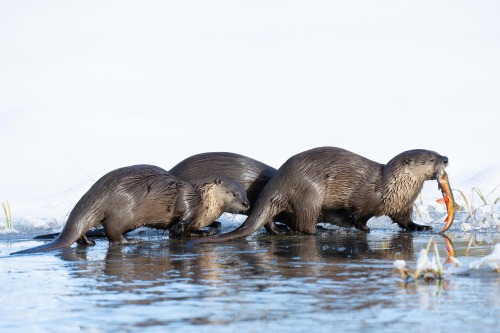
[453,189,472,218]
[472,187,488,206]
[2,201,12,230]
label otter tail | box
[10,206,101,255]
[10,236,76,255]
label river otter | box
[189,147,449,245]
[11,164,249,255]
[31,152,279,241]
[169,152,289,233]
[170,152,276,206]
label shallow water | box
[1,229,499,333]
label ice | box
[469,244,500,272]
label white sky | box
[1,0,499,202]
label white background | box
[1,1,499,210]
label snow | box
[469,244,500,272]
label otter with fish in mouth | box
[189,147,450,245]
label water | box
[1,229,499,333]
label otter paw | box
[110,237,142,245]
[188,229,217,237]
[170,223,185,240]
[76,235,96,245]
[123,237,142,245]
[266,222,290,235]
[208,221,222,229]
[116,237,142,245]
[353,222,370,232]
[405,221,432,231]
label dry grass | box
[395,237,444,283]
[2,201,12,230]
[454,185,500,224]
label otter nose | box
[242,200,250,208]
[443,157,449,165]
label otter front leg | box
[390,209,432,231]
[402,221,432,231]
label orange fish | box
[436,170,457,233]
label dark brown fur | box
[189,147,448,245]
[11,165,249,255]
[170,152,287,234]
[170,152,276,206]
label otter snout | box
[431,155,449,179]
[439,155,449,170]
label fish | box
[436,170,458,233]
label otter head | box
[208,176,250,214]
[381,149,448,215]
[387,149,448,182]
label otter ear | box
[215,178,222,185]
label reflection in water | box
[59,230,416,283]
[53,231,417,324]
[2,230,500,332]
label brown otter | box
[32,152,279,241]
[11,164,249,255]
[169,152,288,233]
[189,147,449,245]
[170,152,276,207]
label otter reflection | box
[57,231,417,286]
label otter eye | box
[404,159,412,165]
[232,192,237,198]
[430,158,435,163]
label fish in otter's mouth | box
[436,170,457,233]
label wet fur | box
[170,152,286,233]
[170,152,275,210]
[11,165,249,255]
[189,147,449,245]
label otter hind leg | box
[264,221,290,235]
[265,212,292,235]
[318,210,360,230]
[104,216,142,245]
[76,234,96,246]
[108,233,142,245]
[291,202,321,235]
